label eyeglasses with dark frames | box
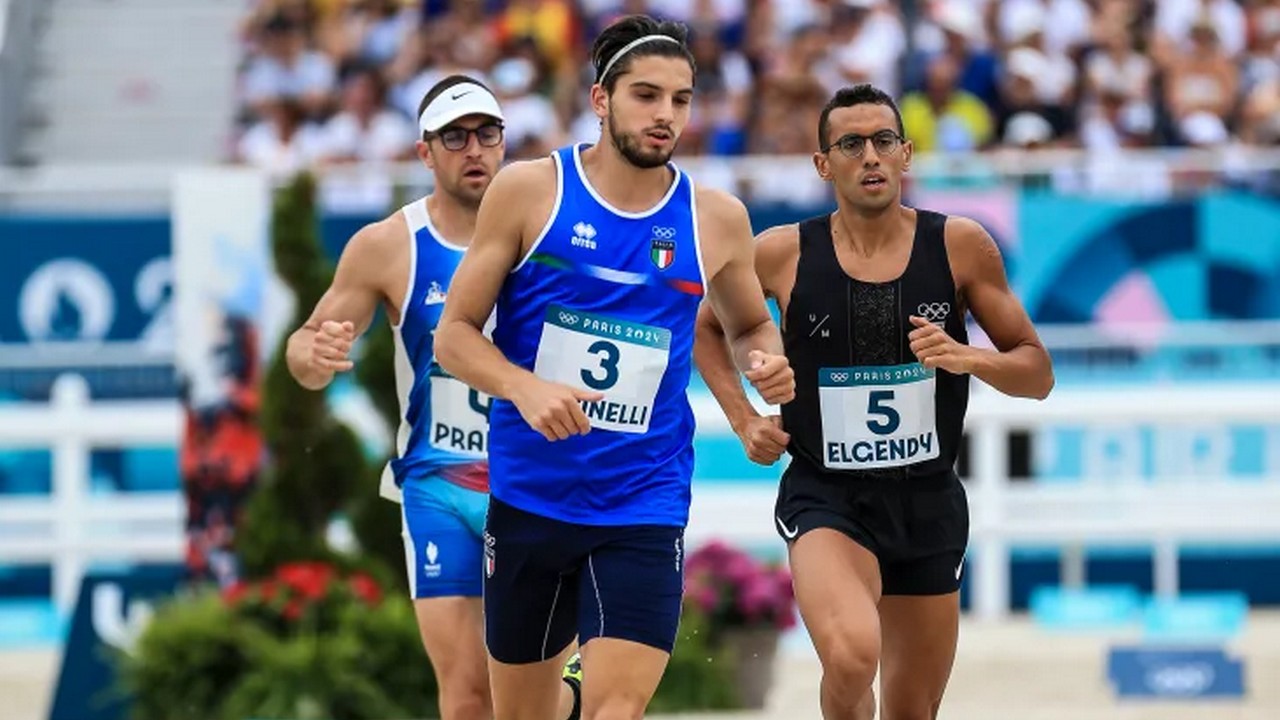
[430,122,505,151]
[821,130,905,158]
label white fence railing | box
[0,375,182,614]
[688,384,1280,621]
[2,374,1279,621]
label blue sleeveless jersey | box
[380,199,489,503]
[488,144,707,527]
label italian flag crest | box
[650,239,676,270]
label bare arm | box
[433,161,542,399]
[694,224,797,431]
[433,160,600,441]
[700,189,786,373]
[935,217,1054,399]
[286,219,398,390]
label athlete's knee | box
[437,679,491,720]
[436,668,491,720]
[819,627,880,696]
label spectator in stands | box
[1163,16,1240,144]
[1079,86,1158,150]
[900,53,995,152]
[391,20,493,123]
[493,0,580,73]
[820,0,906,98]
[316,64,415,163]
[996,0,1093,60]
[229,0,1280,168]
[1241,78,1280,145]
[1153,0,1247,66]
[317,0,416,71]
[241,13,338,120]
[1000,4,1078,137]
[1084,19,1154,106]
[928,2,1000,109]
[750,24,828,156]
[1242,0,1280,94]
[314,65,417,212]
[488,53,564,159]
[684,23,753,155]
[236,95,326,174]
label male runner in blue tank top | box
[434,15,796,720]
[286,76,582,720]
[694,84,1055,720]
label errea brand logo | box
[571,221,597,250]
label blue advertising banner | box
[0,217,170,346]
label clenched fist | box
[735,414,789,465]
[744,349,795,405]
[311,320,356,373]
[908,316,973,374]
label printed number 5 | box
[866,390,900,435]
[581,340,620,390]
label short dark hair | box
[818,84,905,149]
[590,14,696,93]
[416,74,495,139]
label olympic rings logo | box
[830,372,849,382]
[1145,664,1215,695]
[651,226,676,239]
[558,312,579,325]
[916,302,951,322]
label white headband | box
[597,34,682,84]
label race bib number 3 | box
[533,304,671,434]
[819,363,939,470]
[429,369,491,456]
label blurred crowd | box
[230,0,1280,177]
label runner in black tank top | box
[782,210,968,482]
[694,85,1053,720]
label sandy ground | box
[4,613,1278,720]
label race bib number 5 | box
[429,366,491,456]
[819,363,939,470]
[533,304,671,434]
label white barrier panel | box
[0,375,182,614]
[1,375,1278,619]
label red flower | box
[349,573,382,606]
[276,562,335,600]
[282,598,304,621]
[259,579,280,601]
[222,581,249,605]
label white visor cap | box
[418,83,505,134]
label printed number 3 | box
[866,390,900,435]
[582,340,620,390]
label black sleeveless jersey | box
[779,210,969,479]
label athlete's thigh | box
[576,523,684,654]
[579,637,670,719]
[788,527,882,662]
[483,495,581,665]
[413,596,487,689]
[401,479,485,599]
[574,524,683,716]
[484,495,583,720]
[877,592,960,718]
